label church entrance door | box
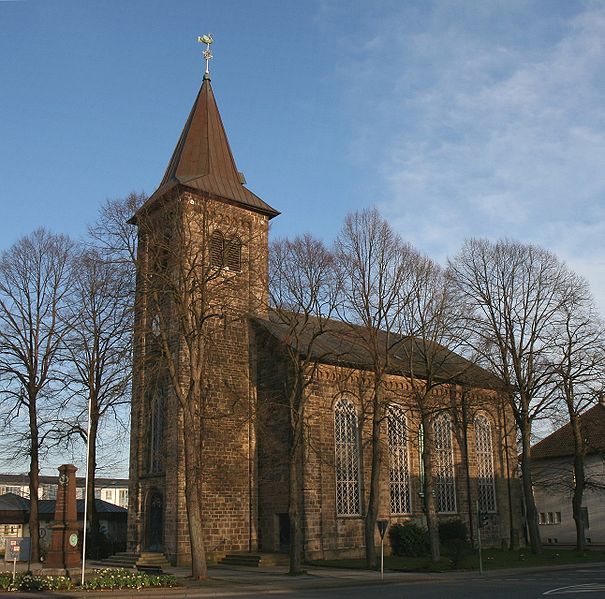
[146,491,164,552]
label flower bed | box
[83,568,180,590]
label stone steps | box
[99,552,140,568]
[136,551,171,572]
[218,553,289,567]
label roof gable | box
[532,403,605,459]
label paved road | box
[1,564,604,598]
[266,567,605,599]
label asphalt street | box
[1,564,604,598]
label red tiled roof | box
[531,403,605,459]
[140,75,278,219]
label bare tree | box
[0,228,74,562]
[448,238,580,554]
[268,234,339,574]
[394,253,472,561]
[546,289,605,551]
[88,192,147,267]
[335,208,419,568]
[61,248,133,555]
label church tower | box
[127,44,279,566]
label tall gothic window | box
[210,230,242,272]
[434,414,456,513]
[475,414,497,512]
[149,389,165,474]
[334,397,361,516]
[387,405,411,514]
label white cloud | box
[337,1,605,311]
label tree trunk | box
[422,420,440,562]
[288,415,304,575]
[364,380,382,569]
[29,395,40,562]
[520,424,542,554]
[570,416,586,551]
[183,416,208,580]
[86,415,100,558]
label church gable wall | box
[295,363,522,559]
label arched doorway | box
[145,491,164,552]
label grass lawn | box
[306,548,605,573]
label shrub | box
[439,519,468,542]
[84,568,180,590]
[443,538,473,569]
[388,522,430,557]
[0,572,73,592]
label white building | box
[531,402,605,546]
[0,474,129,508]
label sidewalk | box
[3,558,605,598]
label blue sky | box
[1,1,605,474]
[2,0,604,310]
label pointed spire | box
[145,43,278,218]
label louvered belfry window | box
[388,405,411,514]
[225,236,242,271]
[475,414,497,512]
[210,230,224,267]
[434,414,457,513]
[334,397,361,516]
[210,230,242,272]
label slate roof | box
[0,492,30,512]
[253,311,503,391]
[0,494,127,517]
[38,499,127,516]
[531,402,605,459]
[137,75,279,220]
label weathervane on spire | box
[198,34,214,76]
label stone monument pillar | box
[45,464,81,572]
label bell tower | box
[127,40,278,566]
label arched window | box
[149,390,165,474]
[387,405,411,514]
[210,230,224,268]
[334,397,361,516]
[209,230,242,272]
[434,414,456,513]
[475,414,497,512]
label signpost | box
[476,501,488,575]
[376,519,389,580]
[5,538,31,583]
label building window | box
[474,414,497,513]
[387,405,411,514]
[540,511,562,525]
[210,230,242,272]
[434,414,457,513]
[210,230,224,267]
[334,397,361,516]
[149,389,165,474]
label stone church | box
[127,64,523,566]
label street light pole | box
[80,393,93,586]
